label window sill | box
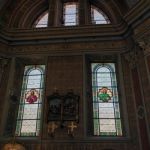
[0,136,131,143]
[83,136,131,143]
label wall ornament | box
[47,90,79,137]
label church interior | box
[0,0,150,149]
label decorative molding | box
[0,23,129,44]
[7,40,126,56]
[137,105,145,119]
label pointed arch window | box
[91,63,122,136]
[63,2,78,26]
[15,65,45,136]
[91,6,110,24]
[35,12,48,28]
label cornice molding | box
[0,22,130,46]
[8,40,127,56]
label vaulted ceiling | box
[0,0,147,28]
[0,0,149,52]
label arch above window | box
[91,5,110,24]
[35,11,48,28]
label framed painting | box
[47,92,62,122]
[62,90,79,122]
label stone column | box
[137,37,150,144]
[55,0,62,26]
[48,0,57,27]
[79,0,91,25]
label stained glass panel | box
[91,6,110,24]
[63,3,78,26]
[91,63,122,136]
[15,65,45,136]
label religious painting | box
[47,92,62,122]
[62,91,79,121]
[25,89,39,104]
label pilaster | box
[1,57,16,136]
[0,58,8,86]
[79,0,91,25]
[48,0,57,27]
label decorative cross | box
[67,121,77,135]
[48,122,58,135]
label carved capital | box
[138,37,150,55]
[124,44,142,69]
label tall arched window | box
[15,65,45,136]
[91,6,110,24]
[35,12,48,28]
[91,63,122,136]
[63,2,78,26]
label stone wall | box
[0,53,143,150]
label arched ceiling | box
[0,0,143,28]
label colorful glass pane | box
[63,3,78,26]
[91,6,110,24]
[91,63,122,136]
[15,65,45,136]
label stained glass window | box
[91,63,122,136]
[15,65,45,136]
[63,2,78,26]
[35,12,48,28]
[91,6,110,24]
